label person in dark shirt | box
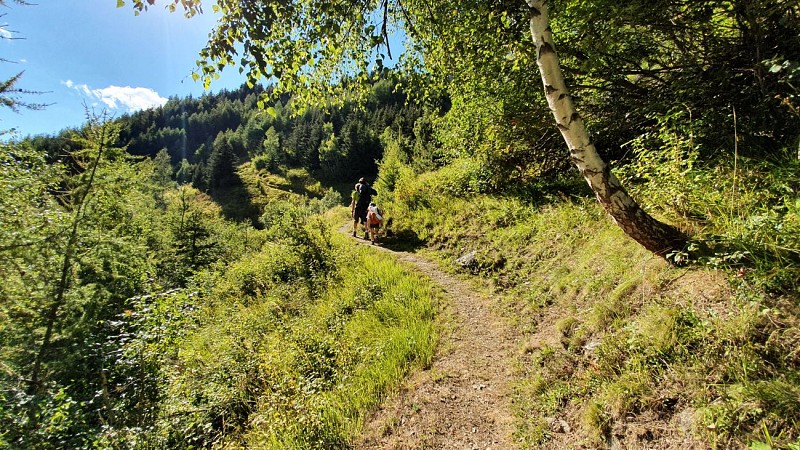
[350,177,376,239]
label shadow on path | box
[343,220,427,253]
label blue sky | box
[0,1,247,137]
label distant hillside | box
[28,77,427,193]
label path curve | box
[344,228,520,450]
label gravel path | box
[346,231,520,450]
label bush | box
[252,152,280,172]
[621,123,800,295]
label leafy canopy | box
[125,0,409,108]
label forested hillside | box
[2,0,800,449]
[28,78,423,194]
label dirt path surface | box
[344,228,520,450]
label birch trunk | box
[527,0,687,259]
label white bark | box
[527,0,686,258]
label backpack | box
[368,206,383,224]
[356,184,375,208]
[367,208,382,225]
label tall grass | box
[620,140,800,294]
[241,240,438,447]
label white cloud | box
[62,81,168,112]
[92,86,168,111]
[0,27,12,40]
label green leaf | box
[116,0,125,8]
[266,106,277,118]
[769,64,784,73]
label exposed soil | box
[344,229,521,450]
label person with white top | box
[365,202,384,244]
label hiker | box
[366,202,384,244]
[350,177,377,238]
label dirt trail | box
[345,229,520,450]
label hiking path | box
[343,227,521,450]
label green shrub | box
[119,228,439,449]
[252,152,280,172]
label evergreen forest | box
[2,0,800,449]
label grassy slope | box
[141,169,444,449]
[379,177,800,449]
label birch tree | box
[526,0,686,257]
